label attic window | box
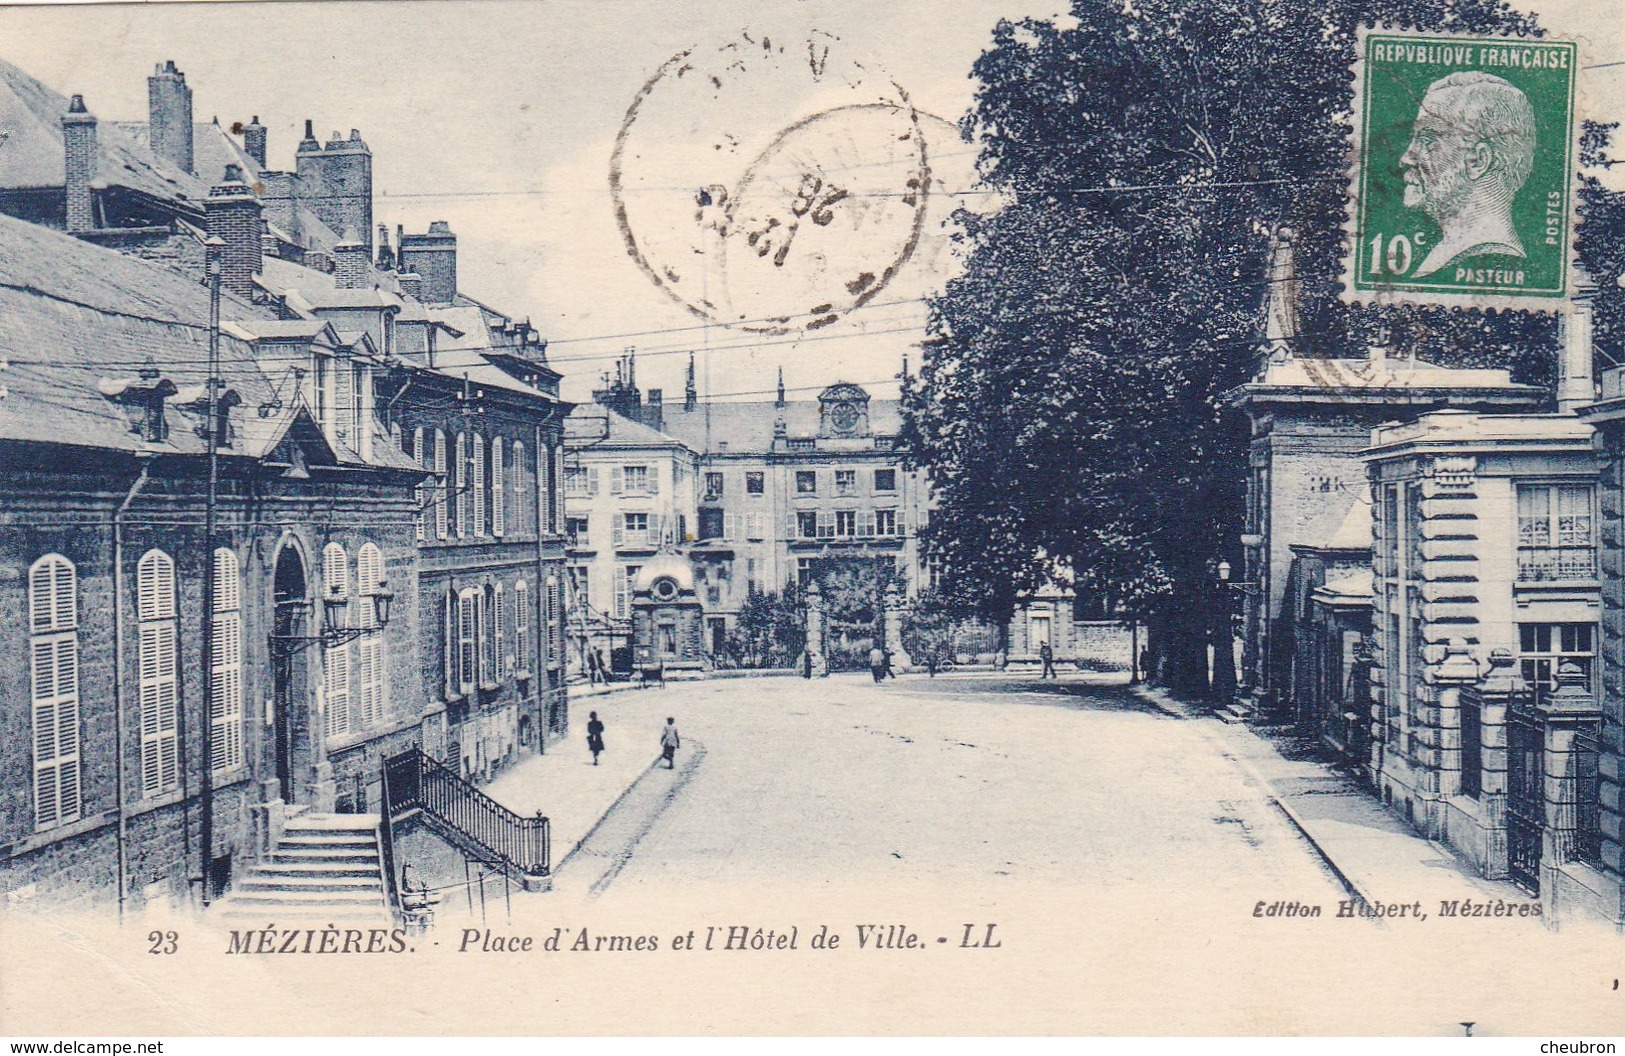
[142,396,169,444]
[98,376,177,445]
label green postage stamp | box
[1345,29,1580,308]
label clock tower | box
[817,382,872,438]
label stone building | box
[1225,237,1542,724]
[0,211,423,910]
[563,374,699,676]
[1365,408,1603,911]
[575,358,931,672]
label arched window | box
[321,544,351,740]
[29,555,80,829]
[434,429,448,540]
[511,440,527,535]
[211,548,244,773]
[492,436,506,537]
[473,432,487,537]
[136,549,179,796]
[356,543,387,728]
[514,580,530,677]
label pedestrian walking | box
[883,647,897,679]
[869,645,885,683]
[586,649,601,686]
[586,711,605,766]
[926,652,939,678]
[595,647,609,683]
[659,716,680,769]
[1039,641,1057,680]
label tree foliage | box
[903,0,1624,691]
[726,583,805,668]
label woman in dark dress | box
[587,711,605,766]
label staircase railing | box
[384,748,551,878]
[377,756,404,921]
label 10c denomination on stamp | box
[1344,28,1580,308]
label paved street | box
[555,671,1346,900]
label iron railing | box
[377,755,403,921]
[1572,725,1603,867]
[385,748,550,878]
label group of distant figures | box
[585,711,681,770]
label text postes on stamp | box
[611,29,932,334]
[1345,29,1579,309]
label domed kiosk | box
[631,550,707,679]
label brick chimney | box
[61,95,97,234]
[296,124,373,255]
[397,271,423,301]
[398,221,457,304]
[242,115,267,169]
[375,222,395,270]
[646,389,664,431]
[333,232,371,290]
[148,60,194,174]
[205,164,262,301]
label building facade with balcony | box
[1364,408,1605,912]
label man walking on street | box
[660,716,681,769]
[869,645,885,683]
[1039,641,1057,680]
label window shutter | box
[323,644,351,739]
[587,466,600,496]
[333,360,353,447]
[30,556,80,830]
[211,548,244,773]
[724,513,738,540]
[613,515,625,547]
[548,579,561,665]
[458,592,477,693]
[610,467,623,495]
[444,589,456,697]
[137,552,178,796]
[493,439,506,536]
[613,566,628,619]
[414,427,426,542]
[516,582,530,673]
[434,431,449,540]
[511,441,525,533]
[649,466,660,495]
[473,433,487,536]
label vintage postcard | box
[2,0,1624,1040]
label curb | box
[1131,684,1374,910]
[553,756,662,874]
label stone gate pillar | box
[1475,648,1522,880]
[884,582,912,672]
[803,581,828,678]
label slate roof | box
[0,58,207,203]
[0,209,277,453]
[112,118,260,187]
[0,210,417,473]
[566,404,690,450]
[659,396,902,454]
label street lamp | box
[271,580,395,656]
[1210,559,1238,709]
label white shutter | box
[610,467,623,495]
[649,465,660,495]
[613,515,625,547]
[548,578,561,664]
[414,427,427,542]
[137,551,178,796]
[613,566,628,619]
[30,556,80,830]
[494,587,508,676]
[723,513,738,540]
[211,548,244,773]
[333,359,353,447]
[473,433,487,536]
[458,592,477,693]
[435,431,449,539]
[493,439,506,536]
[587,466,600,496]
[324,644,351,739]
[515,582,530,673]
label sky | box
[1,0,1622,406]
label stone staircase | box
[213,813,391,925]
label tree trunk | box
[1147,606,1210,699]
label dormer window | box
[98,376,177,445]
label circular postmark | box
[611,29,933,334]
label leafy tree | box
[904,0,1621,695]
[726,582,805,668]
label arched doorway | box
[271,545,312,803]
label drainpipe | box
[535,405,562,750]
[112,457,153,922]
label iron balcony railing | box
[1516,546,1597,582]
[385,748,550,878]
